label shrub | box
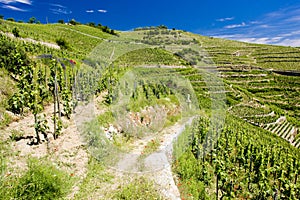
[28,17,36,24]
[12,27,20,37]
[69,19,80,25]
[6,18,14,22]
[57,19,64,24]
[12,158,73,200]
[55,37,69,49]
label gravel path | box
[112,117,194,199]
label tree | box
[0,15,4,20]
[102,26,109,33]
[28,17,36,24]
[87,22,95,27]
[6,18,15,22]
[58,19,64,24]
[158,25,168,29]
[69,19,79,25]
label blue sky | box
[1,0,300,46]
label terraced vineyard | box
[0,19,300,199]
[191,33,300,71]
[223,67,299,147]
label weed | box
[9,129,24,141]
[74,157,114,199]
[113,177,164,200]
[0,111,12,129]
[6,158,74,200]
[142,138,160,155]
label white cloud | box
[275,39,300,47]
[224,22,246,29]
[284,15,300,22]
[1,4,26,11]
[204,4,300,47]
[213,34,300,47]
[50,4,72,15]
[98,9,107,13]
[213,34,269,44]
[86,10,94,13]
[0,0,31,5]
[50,8,72,15]
[50,4,65,8]
[216,17,234,22]
[249,21,260,24]
[279,30,300,37]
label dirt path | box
[0,31,60,49]
[110,117,194,200]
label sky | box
[1,0,300,46]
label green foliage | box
[0,36,30,75]
[0,19,299,199]
[9,129,24,141]
[134,25,168,31]
[7,158,73,200]
[86,22,95,27]
[0,140,12,199]
[142,138,160,155]
[69,19,80,25]
[0,20,111,59]
[62,89,72,119]
[113,48,188,67]
[12,27,20,37]
[6,18,14,22]
[173,115,300,199]
[28,17,36,24]
[83,118,119,164]
[34,114,49,139]
[57,19,64,24]
[97,110,114,127]
[74,157,114,199]
[55,37,69,49]
[0,111,12,129]
[174,152,211,199]
[113,177,164,200]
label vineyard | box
[0,19,299,199]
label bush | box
[57,19,64,24]
[55,37,69,49]
[12,159,73,200]
[69,19,80,25]
[6,18,14,22]
[12,27,20,37]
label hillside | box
[0,20,299,199]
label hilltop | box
[0,19,299,199]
